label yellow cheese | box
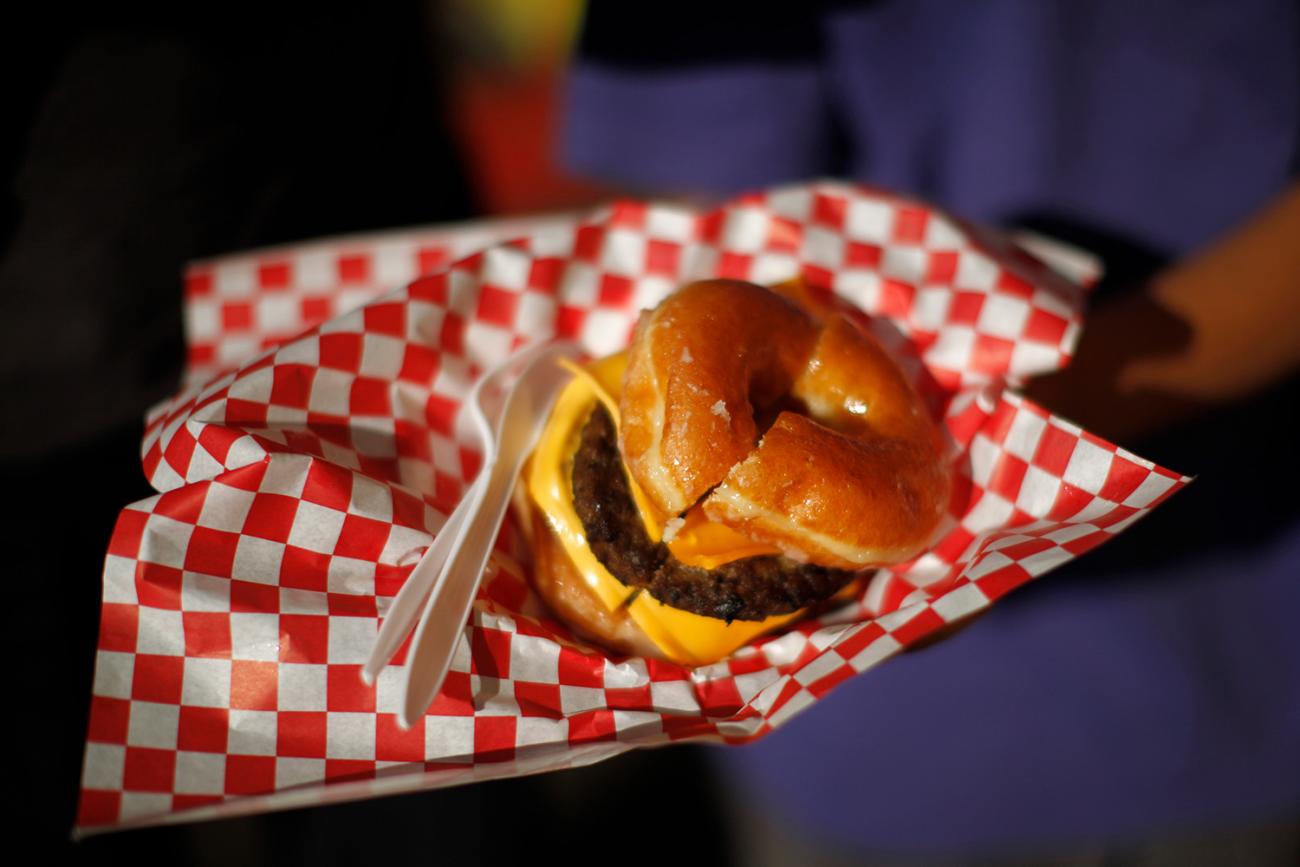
[526,353,802,666]
[665,507,785,569]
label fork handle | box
[362,475,486,684]
[399,457,517,727]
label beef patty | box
[571,404,862,622]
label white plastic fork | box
[362,341,578,689]
[397,343,577,727]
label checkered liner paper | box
[77,180,1188,834]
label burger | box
[512,279,950,666]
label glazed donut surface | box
[620,279,950,570]
[519,493,664,659]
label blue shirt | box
[564,0,1300,853]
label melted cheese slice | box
[527,353,802,666]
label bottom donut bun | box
[513,488,664,660]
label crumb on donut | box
[661,516,685,543]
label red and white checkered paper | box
[77,181,1187,833]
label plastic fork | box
[397,343,577,726]
[360,341,578,728]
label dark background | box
[3,7,732,864]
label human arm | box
[1023,183,1300,446]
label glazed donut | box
[620,279,950,570]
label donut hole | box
[750,392,809,444]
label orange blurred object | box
[450,65,614,215]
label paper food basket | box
[75,180,1188,834]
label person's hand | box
[1025,183,1300,448]
[1020,292,1204,446]
[911,184,1300,651]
